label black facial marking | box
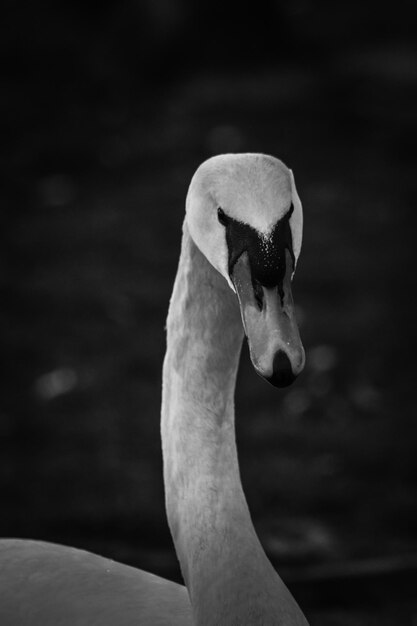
[217,207,228,226]
[252,277,264,311]
[218,205,295,292]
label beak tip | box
[260,349,303,388]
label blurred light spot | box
[266,518,337,561]
[35,368,78,400]
[206,125,244,154]
[38,175,74,208]
[309,344,337,373]
[349,383,381,412]
[283,388,311,417]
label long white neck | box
[161,223,308,625]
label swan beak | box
[232,252,305,387]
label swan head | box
[186,153,305,388]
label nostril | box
[266,350,296,388]
[252,278,264,311]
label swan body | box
[0,154,308,625]
[0,540,192,625]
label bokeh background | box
[2,1,417,623]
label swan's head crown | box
[185,153,302,290]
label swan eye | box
[217,207,229,226]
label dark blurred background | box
[1,1,417,623]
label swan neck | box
[161,223,308,625]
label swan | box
[0,153,308,625]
